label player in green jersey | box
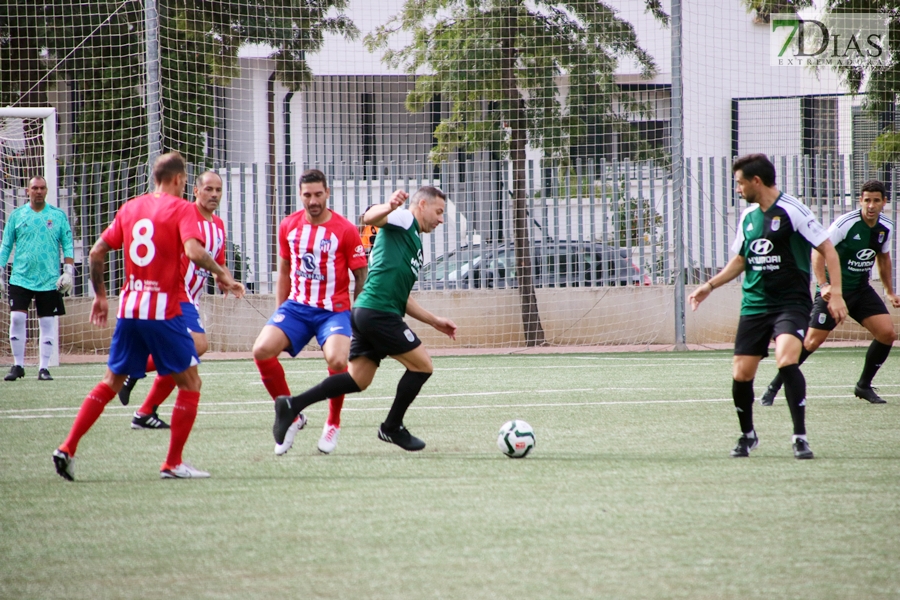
[271,186,457,451]
[689,154,848,460]
[761,180,899,405]
[0,176,74,381]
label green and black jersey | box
[822,209,893,292]
[354,209,423,316]
[731,193,829,315]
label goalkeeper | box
[0,176,74,381]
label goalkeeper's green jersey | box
[0,203,74,291]
[354,209,423,316]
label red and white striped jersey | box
[102,192,200,320]
[183,206,226,305]
[279,210,367,312]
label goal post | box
[0,107,58,206]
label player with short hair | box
[271,186,457,452]
[252,168,368,455]
[761,179,899,405]
[689,153,848,460]
[118,170,230,429]
[52,152,244,481]
[1,176,75,381]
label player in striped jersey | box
[761,180,899,405]
[120,171,229,429]
[689,154,847,460]
[52,153,244,481]
[252,169,368,455]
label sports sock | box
[9,311,26,366]
[766,347,813,393]
[165,390,200,468]
[732,379,755,434]
[255,357,290,399]
[383,370,432,431]
[60,382,116,456]
[326,367,345,427]
[780,364,807,436]
[146,356,156,374]
[858,340,892,388]
[138,374,177,416]
[38,316,55,370]
[288,372,361,417]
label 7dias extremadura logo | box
[770,13,889,67]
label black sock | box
[732,379,755,434]
[383,370,431,431]
[290,372,361,417]
[767,347,813,393]
[858,340,892,388]
[780,364,807,436]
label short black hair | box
[732,153,776,187]
[861,179,887,199]
[299,168,328,188]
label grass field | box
[1,349,899,600]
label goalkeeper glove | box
[57,264,75,295]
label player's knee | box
[252,341,275,361]
[327,358,348,373]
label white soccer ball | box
[497,419,535,458]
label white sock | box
[792,434,808,443]
[9,311,26,366]
[38,316,55,370]
[745,430,757,439]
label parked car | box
[415,241,650,290]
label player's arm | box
[363,190,408,227]
[351,266,367,301]
[88,237,112,327]
[276,256,291,306]
[184,238,244,298]
[876,252,900,308]
[810,248,831,301]
[815,239,847,325]
[405,294,457,340]
[688,254,745,311]
[0,213,16,269]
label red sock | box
[138,374,176,416]
[255,357,290,399]
[165,389,200,468]
[327,367,346,427]
[146,356,157,374]
[60,383,116,456]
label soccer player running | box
[760,179,899,406]
[118,170,230,429]
[252,169,368,455]
[689,154,848,460]
[272,186,457,452]
[52,152,244,481]
[1,176,75,381]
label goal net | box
[1,0,897,357]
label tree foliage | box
[0,0,358,165]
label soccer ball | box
[497,419,535,458]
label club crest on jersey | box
[770,216,780,231]
[46,219,53,228]
[319,239,332,254]
[879,231,886,243]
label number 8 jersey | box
[102,192,203,320]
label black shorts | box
[349,307,422,367]
[734,308,809,358]
[809,287,888,331]
[8,284,66,317]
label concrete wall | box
[39,283,886,355]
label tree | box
[366,0,666,346]
[0,0,358,166]
[742,0,900,167]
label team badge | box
[46,219,53,228]
[404,329,415,342]
[273,313,285,323]
[818,313,827,325]
[770,216,780,231]
[319,239,332,253]
[878,231,885,244]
